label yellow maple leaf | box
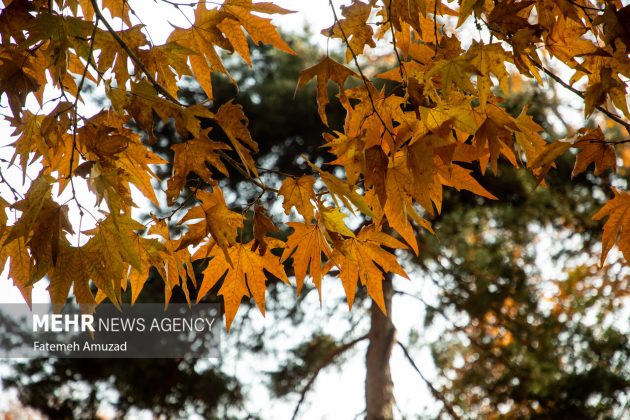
[322,0,376,63]
[166,133,230,205]
[545,16,598,66]
[593,188,630,265]
[281,221,332,295]
[295,56,360,126]
[149,219,195,305]
[319,206,356,238]
[221,0,296,55]
[572,128,617,178]
[278,175,316,221]
[214,100,259,175]
[194,189,244,265]
[325,225,408,313]
[198,241,288,330]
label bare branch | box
[89,0,181,104]
[291,333,369,420]
[530,58,630,133]
[396,340,461,420]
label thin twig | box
[476,14,630,133]
[589,138,630,145]
[386,2,405,81]
[0,168,23,200]
[216,150,279,193]
[567,0,603,12]
[68,17,99,217]
[328,0,395,141]
[433,0,439,55]
[529,59,630,133]
[291,333,369,420]
[396,341,461,419]
[89,0,180,104]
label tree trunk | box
[365,276,395,420]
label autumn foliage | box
[1,0,630,330]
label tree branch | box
[89,0,180,104]
[291,333,369,420]
[215,150,279,193]
[327,0,395,142]
[68,17,99,218]
[396,340,461,420]
[529,59,630,133]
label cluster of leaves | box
[1,0,630,330]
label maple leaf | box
[221,0,296,55]
[513,106,548,168]
[457,0,487,27]
[166,133,230,205]
[282,221,332,295]
[93,25,148,87]
[279,175,316,221]
[593,188,630,265]
[364,145,388,206]
[3,176,53,245]
[180,189,244,265]
[198,241,288,330]
[126,232,168,305]
[8,111,51,176]
[382,0,426,34]
[325,225,408,312]
[101,0,133,26]
[572,128,617,178]
[437,162,497,200]
[529,140,573,185]
[384,152,434,254]
[583,67,627,118]
[0,0,34,43]
[313,164,374,218]
[149,219,195,304]
[3,237,33,306]
[25,199,74,283]
[116,141,167,206]
[82,213,147,305]
[217,17,252,66]
[167,2,235,99]
[545,16,599,66]
[295,56,360,126]
[319,206,356,238]
[323,0,376,63]
[427,54,476,95]
[214,100,259,175]
[167,0,294,99]
[324,131,365,185]
[138,42,195,98]
[405,137,443,215]
[467,42,511,109]
[473,103,520,174]
[87,161,134,215]
[487,0,535,36]
[252,205,280,255]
